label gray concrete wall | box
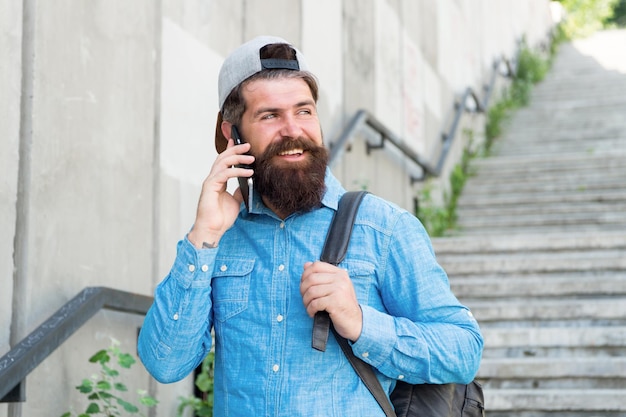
[1,1,554,416]
[0,2,22,416]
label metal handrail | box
[436,87,484,174]
[329,56,515,183]
[0,286,153,403]
[328,109,438,180]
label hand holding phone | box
[231,125,254,211]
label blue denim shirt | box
[138,169,483,417]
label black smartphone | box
[231,125,254,211]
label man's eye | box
[261,113,276,120]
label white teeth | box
[279,149,304,156]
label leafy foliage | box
[556,0,622,37]
[605,0,626,26]
[416,144,475,237]
[60,340,157,417]
[177,352,215,417]
[485,41,551,153]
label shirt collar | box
[320,167,345,211]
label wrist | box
[188,229,221,249]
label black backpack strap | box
[310,190,396,417]
[332,327,397,417]
[312,191,368,352]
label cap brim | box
[215,111,228,153]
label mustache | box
[259,137,321,158]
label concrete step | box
[495,139,626,155]
[456,211,626,232]
[432,232,626,254]
[479,357,626,382]
[466,297,626,324]
[496,141,626,156]
[495,128,625,143]
[467,152,626,175]
[480,326,626,350]
[461,183,626,198]
[484,389,626,414]
[456,203,626,222]
[462,169,626,191]
[505,108,626,128]
[439,249,626,276]
[454,223,625,235]
[457,188,626,208]
[465,167,626,183]
[449,272,626,300]
[515,97,626,112]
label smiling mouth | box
[279,149,304,156]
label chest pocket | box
[212,258,255,322]
[340,260,377,306]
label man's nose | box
[279,115,303,139]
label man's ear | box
[221,120,233,141]
[214,111,229,153]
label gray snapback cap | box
[217,35,310,110]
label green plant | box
[557,0,620,38]
[61,340,157,417]
[484,42,552,153]
[177,352,215,417]
[605,0,626,27]
[416,146,475,237]
[484,99,512,153]
[416,184,452,237]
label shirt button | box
[173,313,179,320]
[362,352,369,358]
[276,315,284,322]
[280,222,285,229]
[220,264,227,272]
[188,265,195,272]
[398,375,405,380]
[272,364,280,372]
[278,264,285,271]
[201,264,209,272]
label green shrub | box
[416,147,475,237]
[605,0,626,26]
[61,340,157,417]
[484,42,551,153]
[177,352,215,417]
[557,0,621,37]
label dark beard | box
[253,137,329,216]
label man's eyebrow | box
[254,107,280,117]
[254,100,316,117]
[295,99,316,107]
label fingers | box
[300,261,363,341]
[299,262,352,316]
[187,140,254,248]
[213,139,255,180]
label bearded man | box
[138,36,483,417]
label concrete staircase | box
[432,30,626,416]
